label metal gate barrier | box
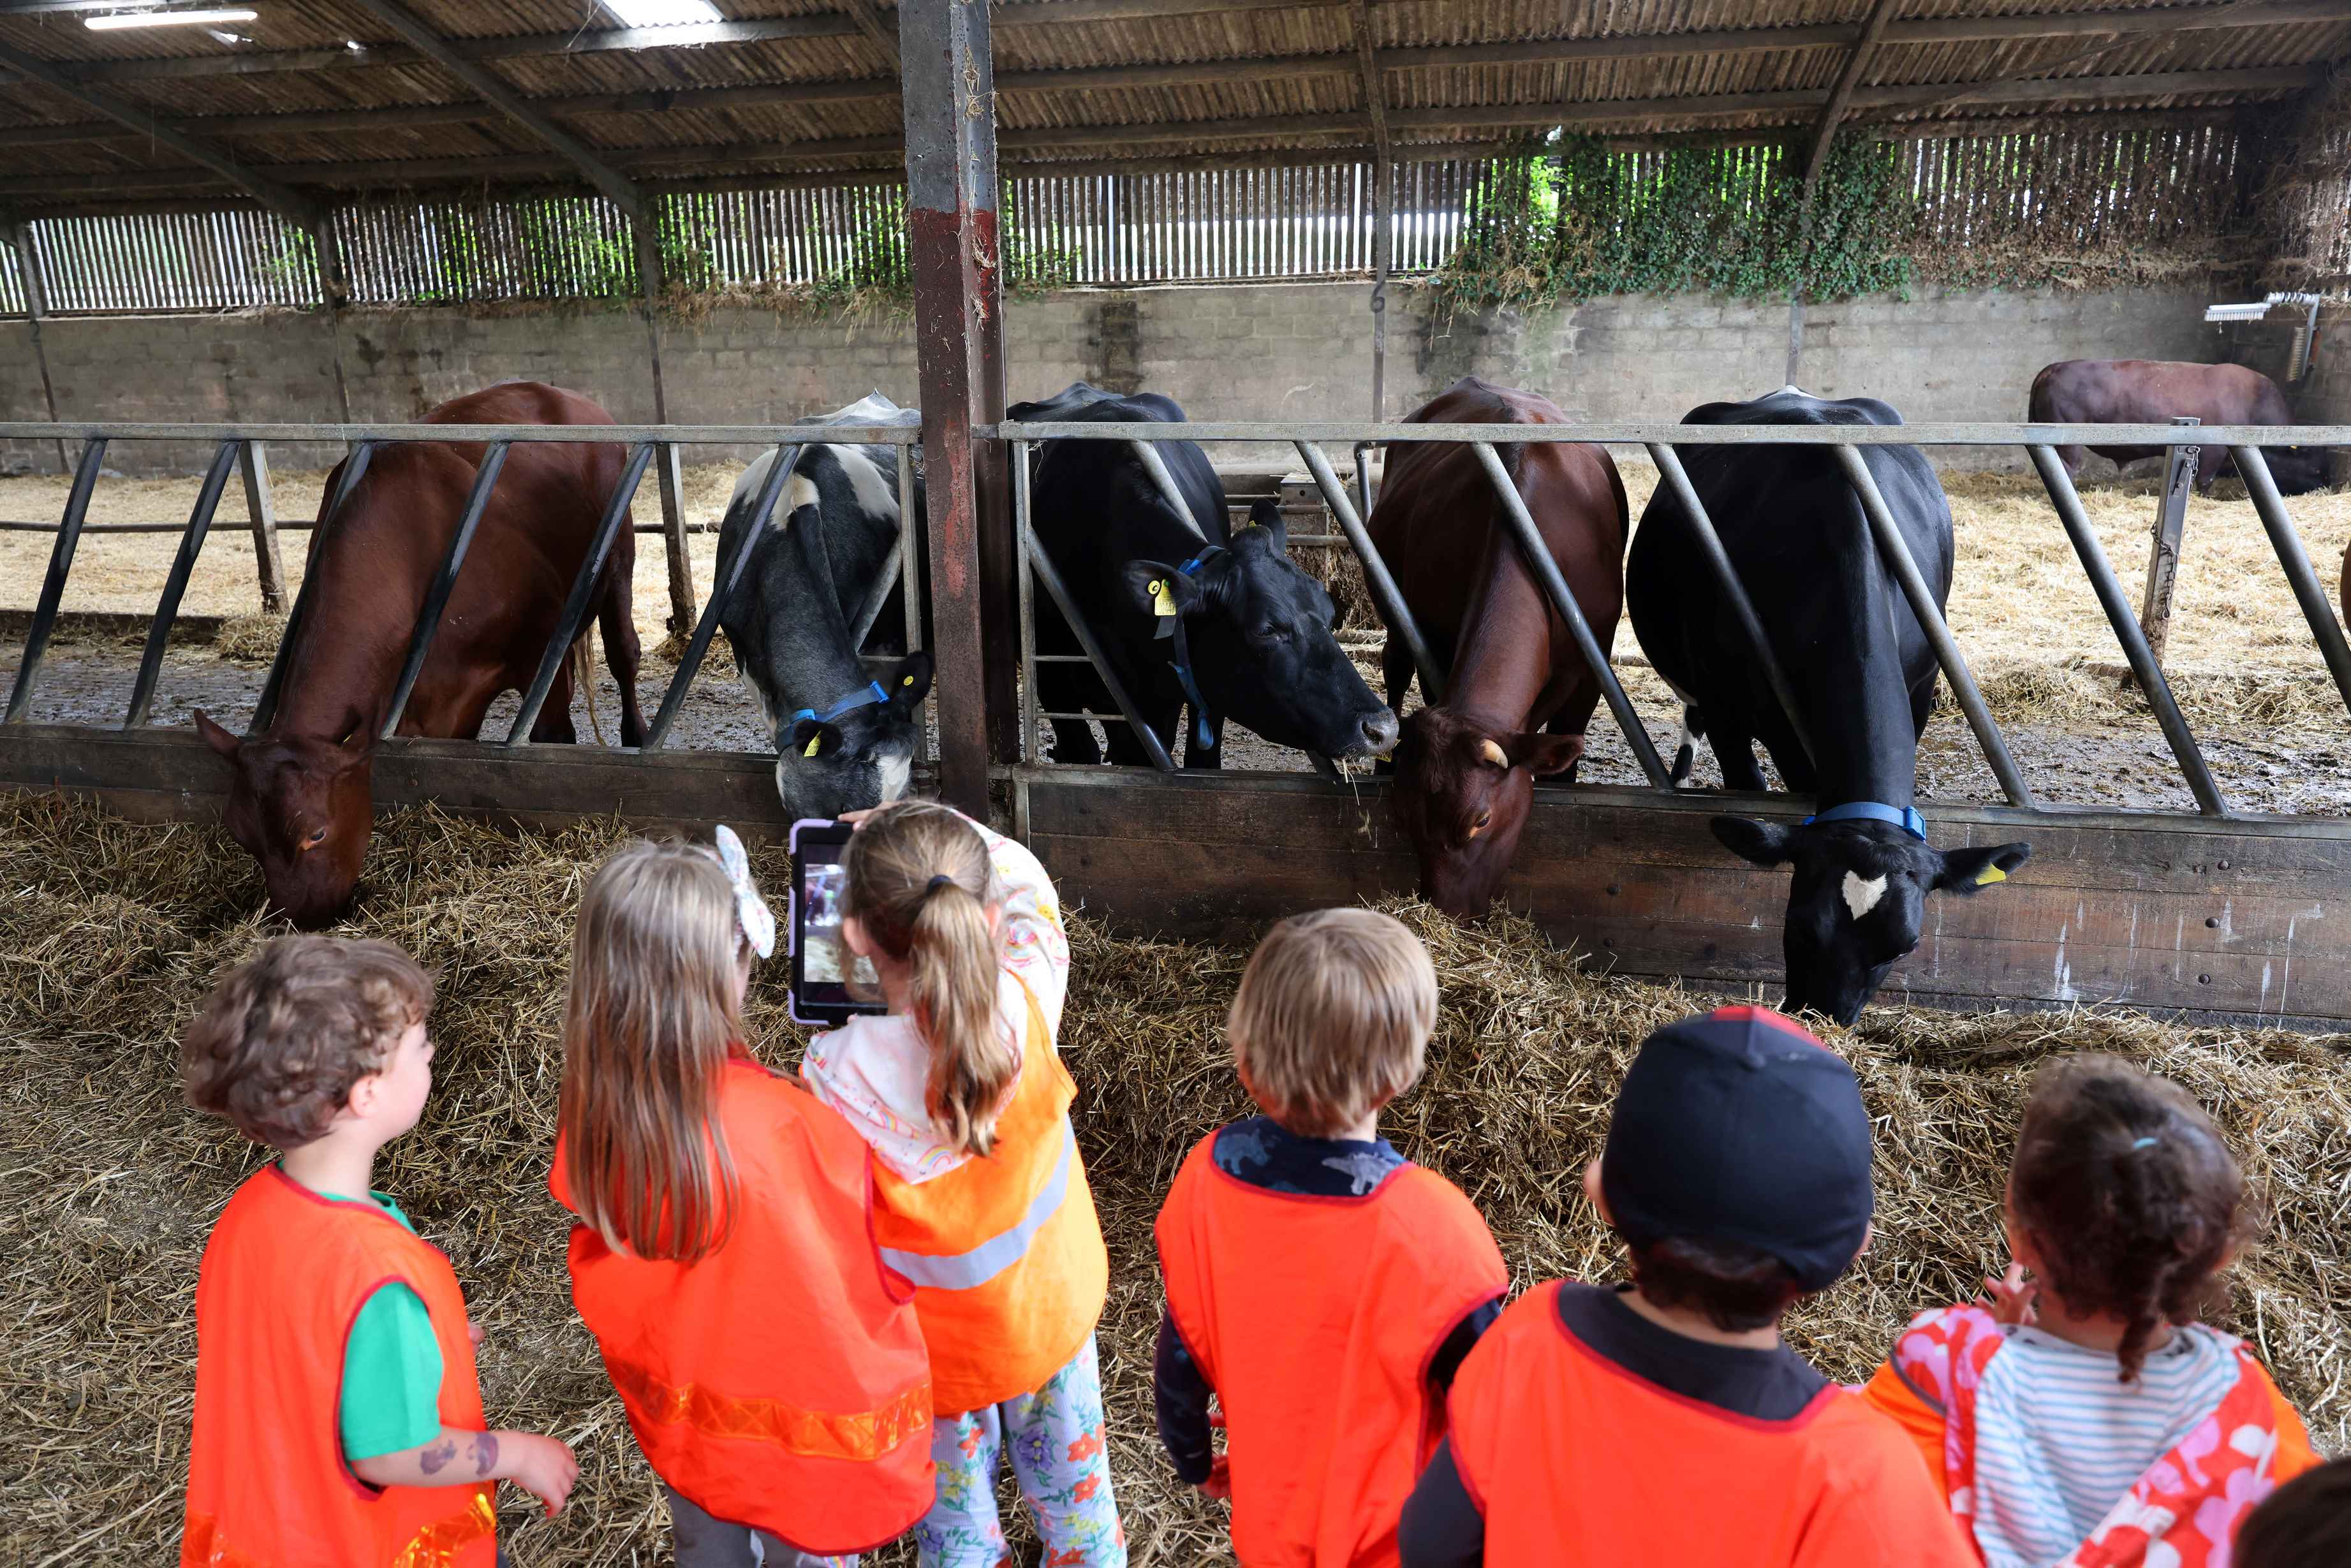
[1001,416,2351,822]
[0,419,926,761]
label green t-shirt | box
[321,1190,445,1464]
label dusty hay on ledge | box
[1,795,2345,1566]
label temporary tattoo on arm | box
[473,1432,499,1479]
[418,1438,458,1476]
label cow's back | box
[2030,359,2296,427]
[1370,376,1625,651]
[1628,389,1950,751]
[282,382,630,733]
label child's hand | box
[468,1321,483,1349]
[501,1432,580,1518]
[1980,1261,2038,1326]
[837,808,879,830]
[1198,1454,1231,1500]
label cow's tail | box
[570,627,607,746]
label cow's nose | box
[1360,708,1401,754]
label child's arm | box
[1859,1359,1949,1498]
[1152,1311,1219,1490]
[351,1426,579,1516]
[975,819,1070,1035]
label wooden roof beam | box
[0,64,2319,205]
[335,0,649,221]
[6,0,2343,153]
[0,37,314,222]
[1801,0,1903,198]
[17,0,2348,87]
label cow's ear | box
[1711,815,1797,868]
[1933,841,2030,895]
[789,717,846,760]
[193,709,242,760]
[1239,497,1289,553]
[1123,561,1205,626]
[331,706,376,770]
[1502,731,1584,777]
[885,652,934,710]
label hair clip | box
[2130,1135,2158,1150]
[713,824,776,960]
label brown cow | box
[2029,359,2331,495]
[193,381,644,927]
[1370,377,1628,916]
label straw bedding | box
[2,795,2345,1565]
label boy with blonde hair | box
[181,935,575,1568]
[1153,907,1508,1567]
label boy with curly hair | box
[181,935,575,1568]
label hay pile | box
[2,795,2347,1565]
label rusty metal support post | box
[903,0,1015,814]
[5,216,68,474]
[656,441,695,636]
[2139,416,2200,666]
[307,211,354,425]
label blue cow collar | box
[790,679,891,755]
[1804,800,1927,840]
[1154,547,1224,754]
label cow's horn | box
[1479,738,1510,768]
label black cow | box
[1012,381,1397,767]
[1626,386,2030,1025]
[718,392,932,819]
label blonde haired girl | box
[802,802,1123,1568]
[551,830,934,1567]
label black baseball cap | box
[1600,1006,1875,1291]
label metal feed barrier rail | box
[0,420,929,759]
[1000,417,2351,822]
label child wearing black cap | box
[1862,1054,2320,1568]
[1397,1005,1972,1568]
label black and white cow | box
[1012,381,1397,767]
[718,392,932,819]
[1626,386,2030,1024]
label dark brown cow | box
[1370,376,1628,916]
[2029,359,2331,495]
[193,381,643,927]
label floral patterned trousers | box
[914,1336,1127,1568]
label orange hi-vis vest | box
[871,978,1109,1415]
[1156,1133,1509,1567]
[552,1057,934,1555]
[183,1166,496,1568]
[1445,1283,1977,1568]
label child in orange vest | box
[1153,907,1510,1567]
[550,830,935,1567]
[1862,1054,2321,1568]
[1400,1006,1975,1568]
[800,800,1123,1568]
[181,935,577,1568]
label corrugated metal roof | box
[0,0,2338,210]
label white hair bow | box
[712,824,776,959]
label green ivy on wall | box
[1429,134,1915,318]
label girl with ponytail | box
[803,801,1122,1568]
[551,832,934,1567]
[1862,1055,2319,1568]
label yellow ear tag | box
[803,733,822,758]
[901,674,915,687]
[1976,865,2007,886]
[1150,579,1176,618]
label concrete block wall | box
[2299,304,2350,483]
[1,280,2223,476]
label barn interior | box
[2,3,2350,1564]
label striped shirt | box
[1970,1323,2241,1568]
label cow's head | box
[195,707,376,930]
[1712,814,2030,1025]
[1391,707,1583,916]
[772,652,934,821]
[1121,501,1398,759]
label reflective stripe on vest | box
[608,1353,932,1462]
[880,1122,1075,1291]
[182,1493,496,1568]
